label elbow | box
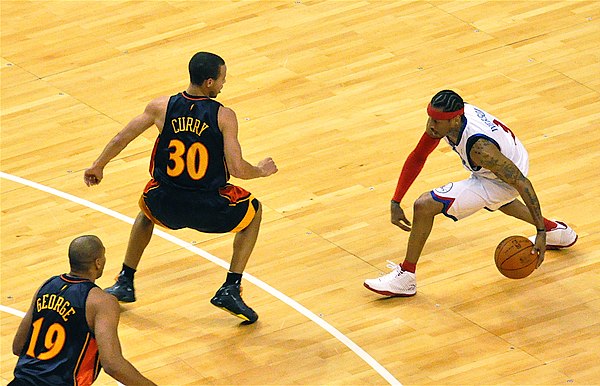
[12,340,24,356]
[101,362,122,379]
[228,167,243,179]
[516,175,533,189]
[225,159,241,178]
[100,354,125,378]
[227,163,252,179]
[102,365,117,378]
[111,135,129,148]
[406,151,428,166]
[512,177,534,197]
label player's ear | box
[451,115,462,126]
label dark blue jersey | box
[13,275,101,386]
[150,91,229,190]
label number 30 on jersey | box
[166,139,209,180]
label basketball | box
[494,235,537,279]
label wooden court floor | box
[1,1,599,385]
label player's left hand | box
[390,201,411,231]
[84,166,103,186]
[257,157,278,177]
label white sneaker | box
[529,220,578,249]
[364,261,416,297]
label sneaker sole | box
[105,292,136,302]
[363,282,416,297]
[546,234,578,250]
[212,305,257,323]
[114,297,136,303]
[104,288,136,303]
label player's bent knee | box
[413,192,442,217]
[136,211,153,226]
[245,201,262,230]
[141,213,153,224]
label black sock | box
[225,271,242,286]
[121,264,136,280]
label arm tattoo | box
[470,139,520,185]
[470,139,544,227]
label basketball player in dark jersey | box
[84,52,277,324]
[10,235,155,386]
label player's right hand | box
[84,167,103,186]
[258,157,278,177]
[533,231,546,268]
[391,201,411,231]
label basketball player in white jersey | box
[364,90,577,297]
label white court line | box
[0,171,402,386]
[0,305,26,318]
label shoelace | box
[385,260,404,275]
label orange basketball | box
[494,235,537,279]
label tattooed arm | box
[469,138,546,266]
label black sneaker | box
[104,273,135,302]
[210,284,258,324]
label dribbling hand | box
[533,231,546,268]
[391,201,411,231]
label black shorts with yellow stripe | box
[139,179,259,233]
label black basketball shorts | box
[139,179,259,233]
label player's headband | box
[427,103,464,120]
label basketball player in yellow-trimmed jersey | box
[84,52,277,324]
[10,235,155,386]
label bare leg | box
[498,199,536,225]
[404,192,444,265]
[105,211,154,301]
[210,203,263,323]
[229,203,262,273]
[123,211,155,269]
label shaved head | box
[68,235,105,272]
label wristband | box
[536,228,546,232]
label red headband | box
[427,103,464,120]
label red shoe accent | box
[544,218,558,231]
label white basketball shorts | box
[430,174,519,221]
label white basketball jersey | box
[444,103,529,179]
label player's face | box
[96,247,106,279]
[426,116,461,139]
[426,117,451,138]
[208,65,227,98]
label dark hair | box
[68,235,103,272]
[430,90,464,112]
[188,52,225,85]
